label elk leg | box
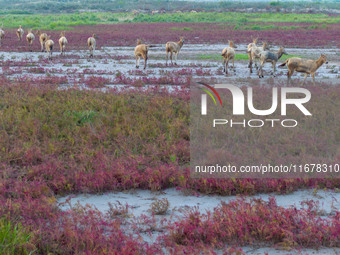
[311,73,315,85]
[166,51,169,66]
[223,58,226,73]
[233,58,235,72]
[144,54,148,70]
[300,73,308,85]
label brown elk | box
[279,54,328,85]
[221,40,237,74]
[134,39,156,69]
[165,37,185,66]
[45,36,54,60]
[87,34,97,58]
[16,25,24,41]
[59,31,68,56]
[26,29,35,51]
[36,30,48,52]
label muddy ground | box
[0,44,339,88]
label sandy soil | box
[58,188,339,218]
[58,189,340,255]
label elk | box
[248,41,270,74]
[134,39,156,69]
[258,47,288,78]
[16,25,24,41]
[59,31,68,56]
[246,37,258,70]
[45,36,54,60]
[87,34,97,58]
[221,40,237,74]
[0,24,5,47]
[132,10,140,15]
[165,37,184,66]
[36,30,48,52]
[26,29,35,51]
[250,42,270,71]
[279,54,328,85]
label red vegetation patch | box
[0,23,338,52]
[0,81,339,253]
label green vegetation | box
[197,53,304,61]
[133,12,340,24]
[170,27,193,31]
[0,11,338,31]
[0,12,131,30]
[0,218,36,255]
[0,0,339,14]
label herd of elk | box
[0,26,329,84]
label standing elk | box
[16,25,24,41]
[59,31,68,56]
[279,54,328,85]
[45,36,54,60]
[26,29,35,51]
[221,40,237,74]
[247,37,258,71]
[36,30,48,52]
[134,39,156,70]
[87,34,97,58]
[0,24,5,47]
[165,37,185,66]
[258,47,288,78]
[248,41,270,74]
